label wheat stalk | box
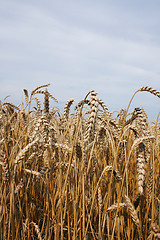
[0,85,159,239]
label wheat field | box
[0,84,160,240]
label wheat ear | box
[149,223,160,239]
[64,98,75,119]
[146,167,153,204]
[139,86,160,98]
[31,222,43,240]
[106,203,126,213]
[23,88,29,105]
[31,84,50,96]
[15,138,38,164]
[137,142,147,195]
[44,88,49,114]
[84,90,99,142]
[124,195,140,227]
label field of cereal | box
[0,84,160,239]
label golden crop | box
[0,85,160,239]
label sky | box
[0,0,160,121]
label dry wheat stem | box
[0,85,159,239]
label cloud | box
[0,0,160,120]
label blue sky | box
[0,0,160,121]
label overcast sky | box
[0,0,160,121]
